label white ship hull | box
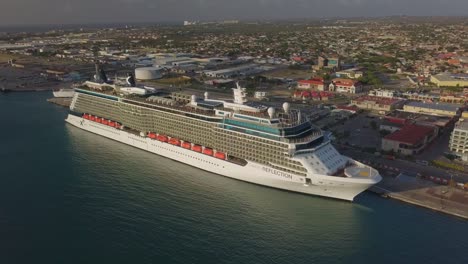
[66,114,379,201]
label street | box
[338,146,468,184]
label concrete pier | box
[369,174,468,220]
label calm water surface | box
[0,92,467,264]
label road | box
[338,147,468,183]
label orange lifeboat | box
[181,142,191,149]
[108,121,115,127]
[192,145,202,152]
[90,116,96,121]
[102,119,109,125]
[115,123,122,129]
[148,132,157,139]
[169,138,181,146]
[157,135,168,142]
[214,152,226,160]
[95,118,102,123]
[83,114,90,119]
[203,148,214,156]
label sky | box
[1,0,467,25]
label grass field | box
[0,53,20,63]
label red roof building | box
[382,124,438,155]
[297,78,327,91]
[351,96,406,113]
[329,78,362,94]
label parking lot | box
[331,112,383,151]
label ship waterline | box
[66,114,379,201]
[66,78,381,201]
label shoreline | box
[369,183,468,220]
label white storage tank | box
[135,67,163,80]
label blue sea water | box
[0,92,467,264]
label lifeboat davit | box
[157,135,168,142]
[148,132,157,139]
[181,142,191,149]
[169,138,181,146]
[202,148,214,156]
[214,152,226,160]
[192,145,202,152]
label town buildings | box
[351,96,405,114]
[335,68,363,79]
[383,111,454,134]
[382,124,438,155]
[315,55,341,70]
[293,91,334,101]
[450,119,468,161]
[439,94,467,104]
[431,73,468,87]
[297,78,327,91]
[329,78,362,94]
[369,89,396,98]
[403,101,461,117]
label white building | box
[204,64,260,78]
[255,91,267,100]
[449,119,468,161]
[335,68,363,79]
[135,67,163,80]
[329,78,362,94]
[369,89,396,98]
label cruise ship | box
[65,76,381,201]
[53,88,75,98]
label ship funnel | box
[267,107,276,119]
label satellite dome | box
[267,107,276,119]
[191,95,197,103]
[204,92,209,99]
[282,102,290,113]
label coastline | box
[369,176,468,220]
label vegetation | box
[358,71,383,86]
[431,160,464,172]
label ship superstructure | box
[53,88,75,98]
[65,81,381,201]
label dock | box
[369,174,468,220]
